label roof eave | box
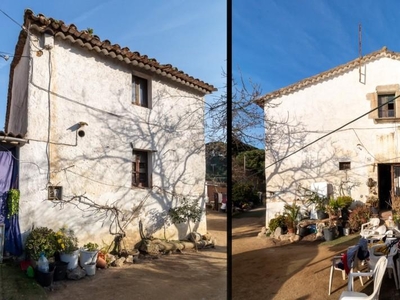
[258,46,399,106]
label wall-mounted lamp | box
[78,121,88,128]
[0,54,9,61]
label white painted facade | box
[261,49,400,227]
[8,26,210,248]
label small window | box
[339,162,351,171]
[132,150,151,188]
[367,85,400,122]
[132,75,149,107]
[378,94,395,118]
[48,186,63,200]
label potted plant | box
[306,192,328,220]
[55,226,79,270]
[323,198,343,241]
[336,195,353,220]
[80,242,99,268]
[96,246,108,269]
[342,221,351,236]
[25,227,57,264]
[283,202,300,234]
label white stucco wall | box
[264,56,400,226]
[14,33,207,247]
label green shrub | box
[283,203,300,229]
[232,182,260,206]
[25,227,57,261]
[268,215,287,232]
[336,196,353,208]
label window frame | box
[367,84,400,123]
[339,161,351,171]
[132,71,152,108]
[132,150,152,188]
[48,186,63,200]
[378,93,396,118]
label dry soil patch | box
[232,207,400,300]
[46,209,227,300]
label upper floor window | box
[132,73,151,108]
[378,94,395,118]
[367,84,400,123]
[132,150,151,188]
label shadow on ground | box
[232,207,400,299]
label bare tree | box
[205,71,265,150]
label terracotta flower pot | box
[96,256,107,268]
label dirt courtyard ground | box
[45,209,227,300]
[232,207,400,300]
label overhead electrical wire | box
[0,8,25,29]
[265,94,400,170]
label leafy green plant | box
[7,189,20,218]
[232,182,260,206]
[283,202,300,229]
[325,198,343,216]
[25,227,57,261]
[348,204,371,232]
[393,213,400,224]
[168,199,202,224]
[55,226,78,254]
[168,197,203,250]
[336,195,353,208]
[168,198,203,231]
[268,215,287,232]
[83,242,99,251]
[305,192,327,211]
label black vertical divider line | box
[227,0,232,299]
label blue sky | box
[233,1,400,96]
[0,0,226,130]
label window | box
[132,74,150,107]
[339,162,351,171]
[48,186,63,200]
[378,94,395,118]
[132,150,151,188]
[367,84,400,122]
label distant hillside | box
[206,142,227,182]
[205,139,261,182]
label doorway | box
[377,163,400,210]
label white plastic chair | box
[368,240,399,290]
[360,218,387,246]
[339,256,388,300]
[328,246,365,295]
[360,218,381,239]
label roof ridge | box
[258,46,399,105]
[22,9,215,94]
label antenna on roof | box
[359,23,366,84]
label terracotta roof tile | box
[257,46,400,106]
[22,9,216,94]
[5,9,217,134]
